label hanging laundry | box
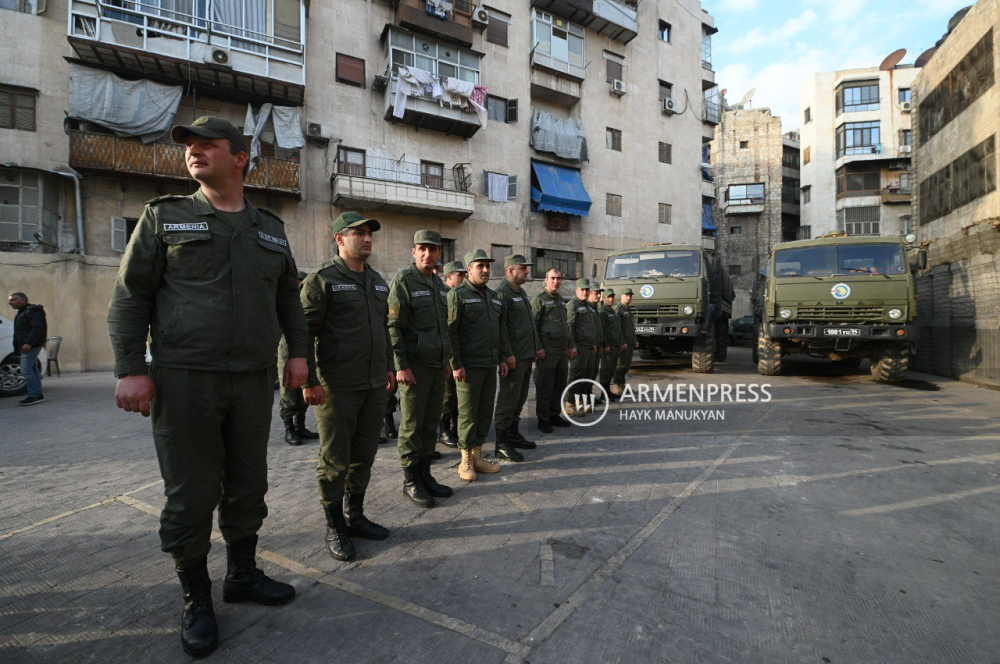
[487,172,509,203]
[394,66,437,118]
[425,0,452,20]
[470,85,488,107]
[441,77,488,127]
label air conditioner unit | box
[899,144,912,154]
[610,79,626,97]
[205,47,231,68]
[306,122,331,145]
[473,6,490,28]
[661,97,677,115]
[901,101,912,112]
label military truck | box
[752,232,921,383]
[603,244,734,373]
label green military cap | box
[503,253,533,268]
[464,248,494,265]
[604,288,616,297]
[297,270,308,280]
[443,260,467,275]
[622,287,634,295]
[331,211,381,235]
[575,278,592,289]
[170,116,248,154]
[414,229,442,246]
[592,283,604,293]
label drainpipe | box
[59,170,86,256]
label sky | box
[700,0,974,131]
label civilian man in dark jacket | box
[8,292,47,405]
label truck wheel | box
[692,321,716,374]
[870,343,909,383]
[756,329,783,376]
[638,348,653,360]
[713,320,728,362]
[834,358,863,369]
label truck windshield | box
[774,244,906,277]
[606,251,701,279]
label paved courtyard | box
[2,347,999,663]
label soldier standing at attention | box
[438,261,466,448]
[565,279,599,417]
[279,270,320,445]
[388,230,454,508]
[301,212,396,563]
[613,287,638,396]
[107,117,307,658]
[532,268,576,433]
[448,249,510,480]
[588,284,608,402]
[598,289,626,402]
[494,254,544,460]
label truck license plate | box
[635,326,658,334]
[824,328,861,337]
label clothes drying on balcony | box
[530,110,589,162]
[68,64,183,143]
[393,67,488,127]
[243,103,305,172]
[426,0,453,20]
[487,172,509,203]
[440,77,488,126]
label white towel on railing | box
[487,172,509,203]
[394,66,437,118]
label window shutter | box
[0,91,12,129]
[14,93,35,131]
[483,169,489,194]
[506,98,518,123]
[486,19,508,48]
[606,60,623,83]
[508,175,517,199]
[336,53,366,87]
[111,216,127,253]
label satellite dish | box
[736,88,756,109]
[915,47,937,67]
[880,48,906,71]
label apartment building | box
[710,107,799,290]
[912,1,999,387]
[0,0,719,371]
[799,61,920,240]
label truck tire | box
[870,343,909,383]
[756,329,783,376]
[692,321,716,374]
[713,320,728,362]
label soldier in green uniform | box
[448,249,510,481]
[279,270,320,445]
[494,254,544,460]
[388,230,453,508]
[565,279,599,417]
[598,289,627,402]
[532,268,576,433]
[588,284,608,403]
[613,287,638,396]
[107,117,306,657]
[301,211,396,563]
[439,261,466,447]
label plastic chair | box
[46,336,62,377]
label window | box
[835,79,880,114]
[898,172,912,191]
[900,215,914,236]
[782,147,800,170]
[726,183,765,205]
[797,226,812,240]
[658,20,671,43]
[390,29,481,84]
[702,28,712,69]
[482,171,518,199]
[606,193,622,217]
[803,147,811,165]
[801,185,811,204]
[335,53,366,87]
[1,0,40,13]
[491,244,512,265]
[900,129,912,147]
[604,51,624,83]
[487,95,517,123]
[658,203,671,225]
[659,142,672,164]
[804,107,811,124]
[898,88,911,104]
[728,265,742,276]
[0,168,58,247]
[729,226,743,235]
[0,85,37,132]
[835,165,881,198]
[485,7,510,47]
[531,248,583,280]
[836,121,880,158]
[532,10,585,70]
[606,128,622,151]
[839,206,881,236]
[421,161,444,189]
[919,29,994,144]
[337,147,366,176]
[658,80,673,101]
[111,216,139,253]
[919,134,997,223]
[782,177,800,204]
[441,238,456,264]
[739,141,749,149]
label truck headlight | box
[779,308,792,320]
[888,308,903,320]
[683,305,695,316]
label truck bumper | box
[764,322,920,341]
[634,320,702,337]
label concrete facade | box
[911,0,1000,387]
[799,64,919,240]
[0,0,719,371]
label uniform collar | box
[331,255,368,284]
[191,189,256,225]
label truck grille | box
[796,306,884,321]
[633,304,680,316]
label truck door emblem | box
[640,285,654,298]
[831,283,851,300]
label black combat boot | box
[419,456,453,498]
[439,414,458,447]
[494,427,524,462]
[537,417,554,434]
[384,413,398,440]
[549,415,572,428]
[343,492,390,540]
[431,449,443,460]
[324,504,356,561]
[283,416,301,446]
[176,558,218,658]
[508,419,537,449]
[222,535,295,605]
[294,413,319,440]
[403,465,435,508]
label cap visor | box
[170,125,224,145]
[348,219,381,232]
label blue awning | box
[531,162,592,217]
[702,203,716,234]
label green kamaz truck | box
[752,232,921,383]
[603,244,734,373]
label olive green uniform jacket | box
[496,279,543,361]
[447,280,510,370]
[387,264,451,370]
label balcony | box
[530,0,637,44]
[881,186,913,204]
[703,100,721,125]
[69,130,300,196]
[394,0,474,47]
[383,77,483,138]
[331,154,475,220]
[725,197,764,215]
[67,0,305,106]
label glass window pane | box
[439,46,458,63]
[438,62,457,79]
[460,50,478,68]
[551,29,568,61]
[534,20,550,52]
[0,186,19,204]
[416,38,436,57]
[391,31,413,49]
[458,68,476,83]
[415,55,434,72]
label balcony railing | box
[336,155,472,193]
[69,130,300,196]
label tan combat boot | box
[472,446,501,473]
[610,383,622,396]
[458,449,477,481]
[563,401,577,417]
